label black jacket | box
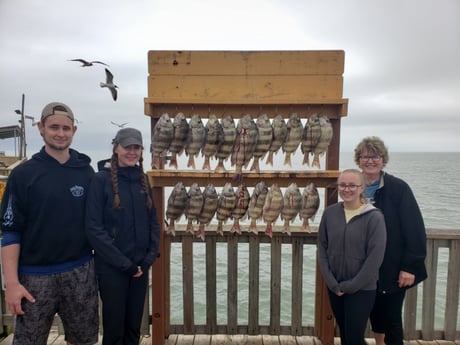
[85,160,160,275]
[374,172,427,293]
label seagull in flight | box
[69,59,109,67]
[100,68,118,101]
[111,121,129,128]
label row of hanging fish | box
[151,112,333,177]
[165,181,320,241]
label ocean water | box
[168,152,460,329]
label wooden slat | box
[148,51,345,76]
[147,75,343,105]
[270,236,282,334]
[205,237,217,333]
[404,285,419,339]
[147,170,340,188]
[248,236,260,334]
[291,237,304,335]
[444,239,460,340]
[422,239,438,340]
[227,236,238,333]
[182,236,194,333]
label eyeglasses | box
[338,184,362,191]
[359,155,382,161]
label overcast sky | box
[1,0,459,169]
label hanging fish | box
[262,184,284,238]
[299,182,320,231]
[215,183,237,236]
[230,184,250,234]
[301,114,321,167]
[165,182,189,236]
[169,112,190,169]
[311,115,333,169]
[151,113,174,169]
[250,114,273,173]
[184,183,204,234]
[281,183,302,235]
[185,114,206,169]
[247,181,269,234]
[201,114,224,170]
[266,115,288,166]
[197,184,219,241]
[231,115,258,183]
[282,113,303,166]
[215,115,236,172]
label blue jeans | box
[328,289,376,345]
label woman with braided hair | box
[85,127,160,345]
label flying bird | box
[111,121,128,128]
[100,68,118,101]
[69,59,109,67]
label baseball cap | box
[113,128,143,148]
[41,102,75,122]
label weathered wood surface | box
[2,333,459,345]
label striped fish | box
[215,183,237,235]
[184,183,203,234]
[151,113,174,169]
[250,114,273,173]
[231,115,258,183]
[266,115,288,166]
[197,184,219,241]
[247,181,269,234]
[299,182,320,231]
[165,182,189,236]
[262,184,284,238]
[169,112,189,169]
[282,113,303,166]
[215,115,236,172]
[201,114,224,170]
[281,183,302,235]
[185,114,206,169]
[312,116,333,169]
[301,114,321,167]
[230,184,250,234]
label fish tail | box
[284,153,291,166]
[214,159,226,172]
[169,153,178,169]
[302,153,310,166]
[167,221,176,236]
[186,221,195,234]
[265,223,273,238]
[202,156,210,170]
[248,219,258,234]
[187,155,196,169]
[216,222,224,236]
[302,218,310,231]
[266,152,273,166]
[312,154,321,168]
[250,158,260,173]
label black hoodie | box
[85,159,160,275]
[0,147,94,272]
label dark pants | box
[328,289,376,345]
[370,289,406,345]
[96,261,149,345]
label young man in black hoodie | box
[0,102,99,345]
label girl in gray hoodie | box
[318,169,386,345]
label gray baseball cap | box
[113,128,143,148]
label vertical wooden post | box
[314,116,341,345]
[150,116,169,345]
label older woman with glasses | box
[318,169,386,345]
[354,136,427,345]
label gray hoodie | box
[318,202,386,294]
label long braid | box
[139,155,153,209]
[111,153,122,209]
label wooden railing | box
[1,228,459,343]
[158,227,460,342]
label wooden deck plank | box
[262,334,280,345]
[194,334,211,345]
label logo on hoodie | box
[70,185,84,197]
[2,195,13,227]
